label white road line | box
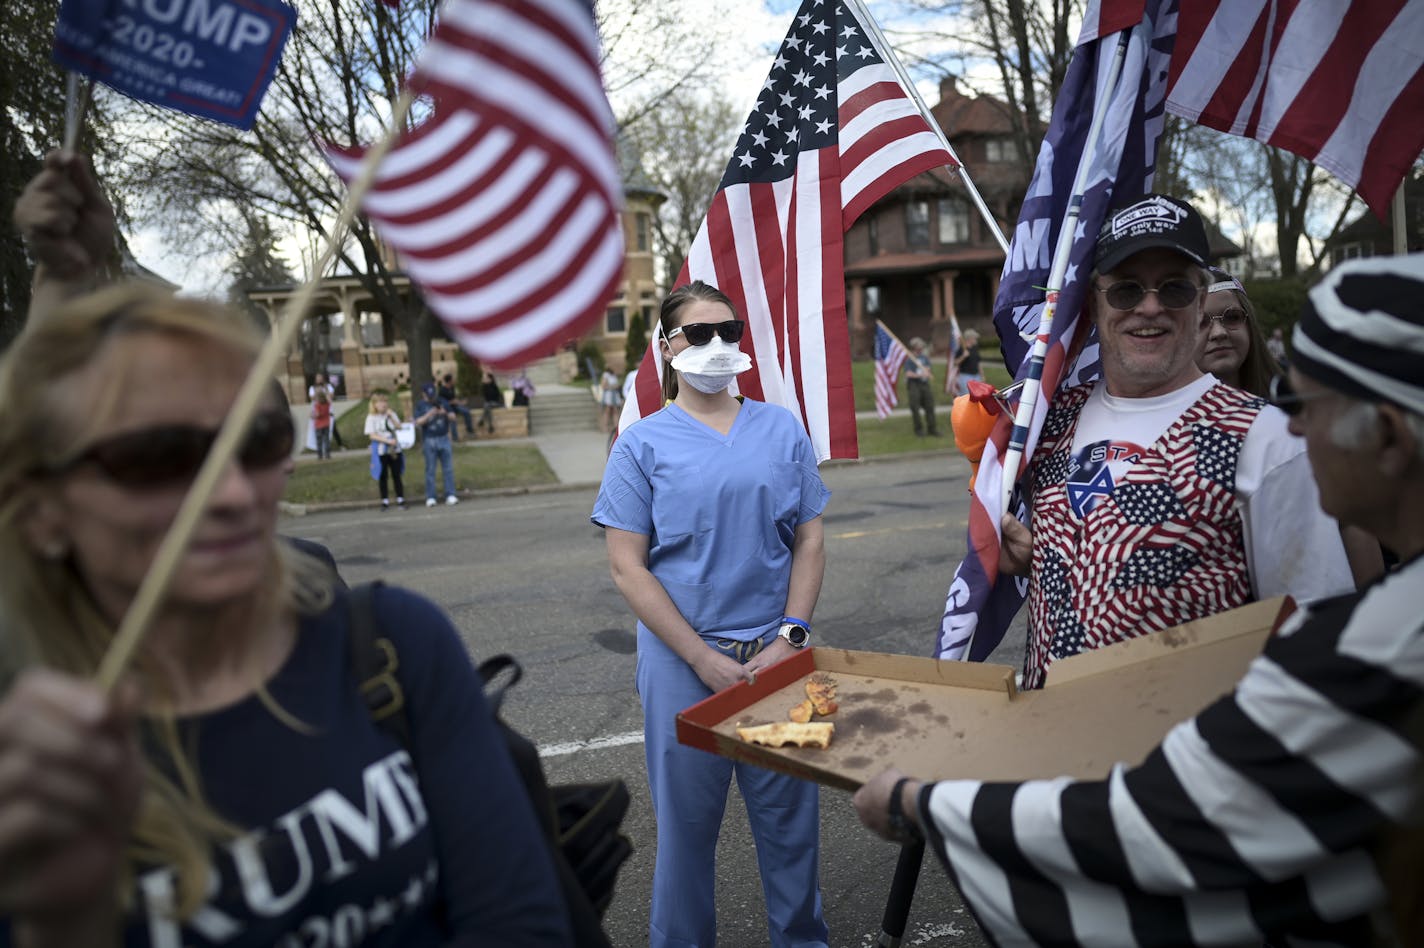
[539,729,645,758]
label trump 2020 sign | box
[53,0,297,129]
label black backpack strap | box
[347,580,412,749]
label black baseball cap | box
[1095,194,1210,274]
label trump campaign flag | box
[873,320,909,419]
[618,0,954,461]
[934,0,1177,661]
[326,0,623,369]
[1166,0,1424,218]
[52,0,296,128]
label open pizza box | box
[676,597,1293,792]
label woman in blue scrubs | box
[592,281,831,948]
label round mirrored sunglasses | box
[1098,278,1200,311]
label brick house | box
[844,76,1030,358]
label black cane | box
[875,838,925,947]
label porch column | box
[337,289,366,399]
[847,278,866,330]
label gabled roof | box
[930,76,1016,138]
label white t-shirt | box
[1066,375,1352,605]
[364,412,401,455]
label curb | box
[280,448,967,516]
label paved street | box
[285,450,1026,947]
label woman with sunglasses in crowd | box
[2,156,571,945]
[1193,267,1383,583]
[592,281,831,948]
[1194,267,1277,397]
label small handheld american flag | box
[872,320,908,419]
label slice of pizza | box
[736,721,834,748]
[804,672,839,716]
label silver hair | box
[1328,397,1424,462]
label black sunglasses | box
[1203,308,1248,330]
[57,409,295,488]
[1097,278,1200,311]
[1267,374,1335,417]
[666,320,745,346]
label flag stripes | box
[619,1,953,462]
[1167,0,1424,215]
[326,0,622,369]
[873,320,908,419]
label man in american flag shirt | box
[1001,194,1354,691]
[855,254,1424,946]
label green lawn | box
[284,442,556,505]
[286,357,1018,505]
[848,354,1011,413]
[854,413,956,456]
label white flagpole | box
[997,30,1133,514]
[96,89,417,690]
[844,0,1011,255]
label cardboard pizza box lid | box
[677,597,1290,791]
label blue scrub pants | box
[636,625,828,948]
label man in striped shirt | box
[855,254,1424,946]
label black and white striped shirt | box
[922,554,1423,946]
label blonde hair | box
[0,284,334,917]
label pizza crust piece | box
[736,721,835,749]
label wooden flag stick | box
[95,88,417,691]
[63,73,92,150]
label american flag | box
[934,0,1175,661]
[326,0,623,369]
[617,0,954,461]
[873,320,908,419]
[1166,0,1424,218]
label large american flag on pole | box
[1166,0,1424,219]
[326,0,623,369]
[934,0,1176,661]
[617,0,954,461]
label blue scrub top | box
[592,400,830,640]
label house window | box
[868,216,880,256]
[607,305,627,333]
[864,285,882,315]
[641,304,655,329]
[906,200,930,248]
[635,213,651,252]
[938,198,971,244]
[985,137,1015,162]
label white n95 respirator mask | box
[669,338,752,394]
